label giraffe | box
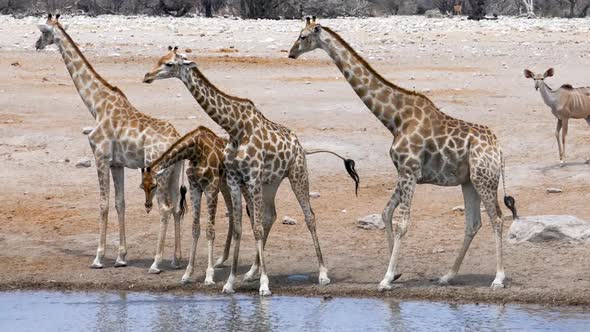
[524,68,590,164]
[140,126,234,285]
[35,14,185,273]
[454,3,463,16]
[288,17,517,291]
[143,46,360,295]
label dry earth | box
[1,15,590,305]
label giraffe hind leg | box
[471,170,505,289]
[288,165,330,286]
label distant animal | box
[454,3,462,15]
[524,68,590,164]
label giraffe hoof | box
[181,275,192,284]
[148,267,162,274]
[259,288,272,297]
[114,260,127,268]
[90,262,104,269]
[377,282,392,292]
[222,284,235,294]
[491,282,505,290]
[170,259,182,269]
[204,279,215,286]
[319,276,331,286]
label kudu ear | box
[523,69,534,79]
[544,68,554,78]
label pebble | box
[309,192,321,198]
[75,157,92,168]
[546,188,563,194]
[357,214,385,230]
[282,216,297,225]
[452,205,465,212]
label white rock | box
[282,216,297,225]
[546,188,563,193]
[508,215,590,244]
[309,192,321,198]
[82,127,93,135]
[75,157,92,168]
[452,205,465,212]
[357,214,385,230]
[432,247,445,254]
[341,209,347,213]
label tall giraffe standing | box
[143,47,359,295]
[140,126,234,285]
[35,14,185,272]
[289,17,517,290]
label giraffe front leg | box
[91,160,110,269]
[555,119,563,164]
[111,166,127,267]
[245,178,272,296]
[222,176,243,294]
[204,187,219,286]
[378,176,416,291]
[149,184,173,274]
[181,186,202,284]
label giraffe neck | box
[151,129,203,172]
[180,67,254,138]
[539,81,559,109]
[318,28,428,133]
[53,25,122,120]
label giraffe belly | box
[418,156,470,186]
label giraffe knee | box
[192,227,201,239]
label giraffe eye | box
[300,35,306,40]
[165,63,174,67]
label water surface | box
[1,291,588,331]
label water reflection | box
[0,291,589,332]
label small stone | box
[64,158,70,163]
[185,48,192,53]
[75,157,92,168]
[282,216,297,225]
[82,127,93,135]
[341,209,347,213]
[11,61,21,67]
[309,192,321,198]
[452,205,465,212]
[357,214,385,230]
[109,53,121,57]
[546,188,563,194]
[432,247,445,254]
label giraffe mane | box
[56,24,128,99]
[150,126,217,168]
[322,27,439,110]
[192,67,255,105]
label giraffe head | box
[140,167,158,214]
[524,68,553,91]
[143,46,196,83]
[288,16,323,59]
[35,13,64,51]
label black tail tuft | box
[503,195,517,220]
[344,159,360,196]
[179,185,188,218]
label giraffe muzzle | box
[145,203,153,213]
[143,73,154,84]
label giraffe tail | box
[178,162,188,218]
[305,149,360,196]
[500,151,518,220]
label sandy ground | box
[1,15,590,305]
